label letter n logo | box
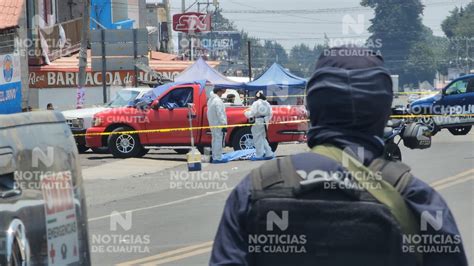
[110,211,132,231]
[342,14,365,35]
[420,210,443,231]
[266,211,288,231]
[32,147,54,168]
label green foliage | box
[211,8,237,31]
[361,0,428,85]
[403,42,437,84]
[442,3,474,38]
[287,44,325,78]
[441,3,474,74]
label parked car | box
[0,111,90,265]
[407,93,421,104]
[85,81,308,158]
[62,87,151,153]
[409,74,474,135]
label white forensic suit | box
[244,99,274,158]
[207,92,228,161]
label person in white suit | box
[207,87,228,163]
[245,91,275,160]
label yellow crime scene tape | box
[72,113,474,137]
[242,92,438,99]
[73,119,309,137]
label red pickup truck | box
[85,82,308,158]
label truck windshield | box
[106,90,140,107]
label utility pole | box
[77,0,90,108]
[164,0,173,53]
[248,41,252,82]
[467,38,471,74]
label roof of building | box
[151,51,178,61]
[0,0,23,30]
[29,51,219,72]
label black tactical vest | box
[246,151,419,266]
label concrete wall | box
[33,86,125,111]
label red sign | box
[173,12,211,33]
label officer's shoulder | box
[255,152,341,174]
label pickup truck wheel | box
[232,128,254,151]
[448,126,472,136]
[108,127,143,158]
[77,144,89,154]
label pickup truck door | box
[435,77,474,126]
[146,86,199,145]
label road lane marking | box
[87,188,233,222]
[430,169,474,190]
[116,241,213,266]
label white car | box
[62,87,151,153]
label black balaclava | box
[306,46,393,152]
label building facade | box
[0,1,28,114]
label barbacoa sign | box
[173,12,211,34]
[28,70,181,88]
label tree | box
[361,0,427,85]
[211,8,237,31]
[441,3,474,74]
[404,42,437,85]
[287,44,326,78]
[442,4,474,38]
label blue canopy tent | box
[243,63,307,105]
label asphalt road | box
[81,130,473,266]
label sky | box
[169,0,473,51]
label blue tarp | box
[175,58,244,87]
[245,63,307,91]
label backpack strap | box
[250,157,302,200]
[312,144,422,265]
[369,158,413,193]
